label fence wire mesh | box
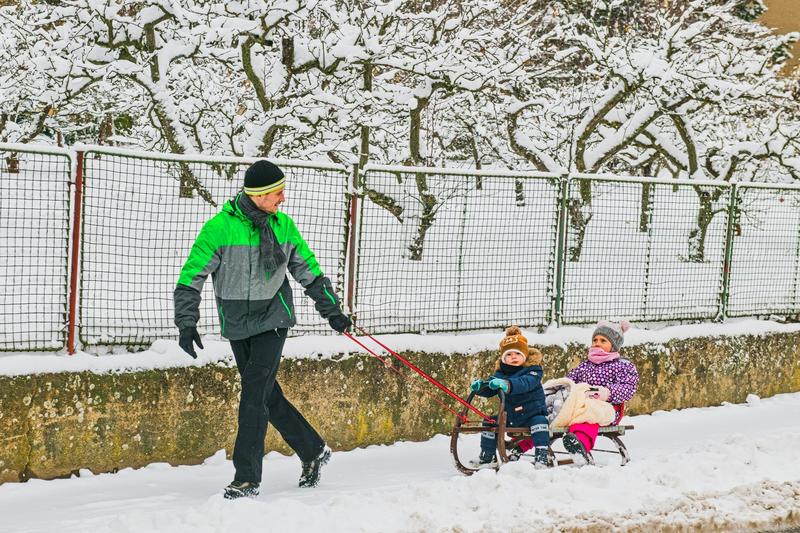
[560,177,731,324]
[727,184,800,317]
[0,147,71,351]
[4,143,800,353]
[355,167,561,333]
[79,150,349,347]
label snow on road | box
[2,393,800,533]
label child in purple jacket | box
[562,320,639,465]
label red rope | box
[343,333,469,423]
[345,327,494,423]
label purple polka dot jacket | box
[566,357,639,405]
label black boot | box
[505,438,523,461]
[223,480,260,500]
[469,449,498,468]
[562,433,592,467]
[299,445,331,488]
[533,447,551,469]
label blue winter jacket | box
[476,365,547,426]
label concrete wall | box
[2,331,800,484]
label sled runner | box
[449,389,634,475]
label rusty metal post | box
[67,151,84,354]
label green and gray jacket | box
[174,193,342,340]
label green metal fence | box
[2,143,800,352]
[558,174,733,325]
[78,147,350,347]
[0,143,72,351]
[726,182,800,318]
[355,165,561,333]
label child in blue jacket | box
[470,326,549,468]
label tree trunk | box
[359,62,372,170]
[258,124,281,157]
[6,154,19,174]
[464,122,481,189]
[567,180,593,262]
[98,113,113,145]
[687,191,715,263]
[515,179,525,207]
[409,96,429,165]
[640,182,653,233]
[408,173,437,261]
[151,106,194,200]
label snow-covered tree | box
[497,0,800,260]
[2,0,798,260]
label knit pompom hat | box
[592,320,631,352]
[495,326,543,370]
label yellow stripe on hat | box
[244,177,286,196]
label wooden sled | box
[450,389,634,475]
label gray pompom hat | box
[592,320,631,352]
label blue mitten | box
[470,379,483,392]
[488,378,509,393]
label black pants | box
[230,328,324,483]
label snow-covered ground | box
[2,392,799,533]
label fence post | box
[641,181,656,319]
[67,151,85,354]
[551,173,570,326]
[344,163,361,323]
[718,180,738,321]
[794,203,800,315]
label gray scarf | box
[237,192,286,273]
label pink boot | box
[568,423,599,451]
[563,423,599,466]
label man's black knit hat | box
[244,160,285,196]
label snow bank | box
[3,318,800,377]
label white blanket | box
[543,377,616,427]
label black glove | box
[178,326,204,358]
[328,313,352,333]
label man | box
[174,160,352,500]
